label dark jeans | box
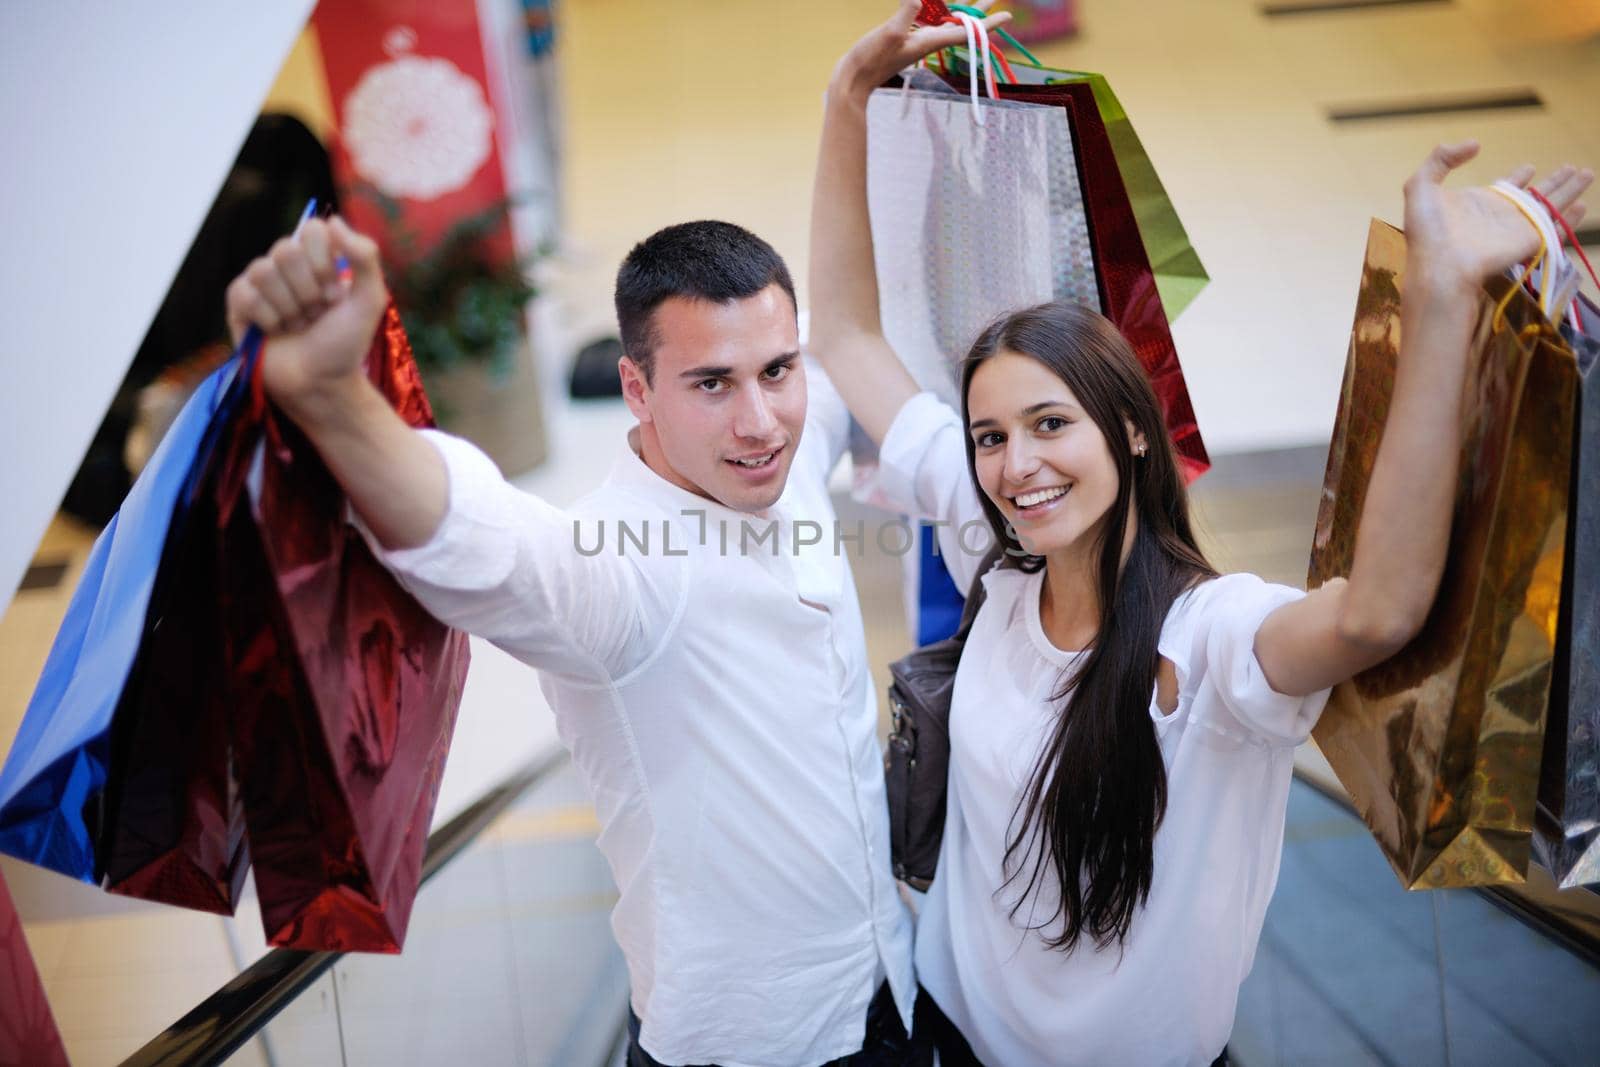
[908,988,980,1067]
[913,986,1230,1067]
[627,982,929,1067]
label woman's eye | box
[975,432,1004,449]
[1038,415,1068,432]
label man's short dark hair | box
[614,221,796,384]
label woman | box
[808,4,1593,1065]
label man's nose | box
[732,383,778,439]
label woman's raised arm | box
[1255,144,1593,696]
[807,0,1009,444]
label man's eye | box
[697,379,727,394]
[763,363,792,381]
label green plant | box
[361,187,538,378]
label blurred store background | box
[2,1,1599,1063]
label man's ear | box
[619,356,653,424]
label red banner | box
[1006,1,1078,44]
[918,0,1077,43]
[312,0,515,264]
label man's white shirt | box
[361,363,914,1067]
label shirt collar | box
[606,425,796,525]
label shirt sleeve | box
[852,391,991,591]
[354,429,647,683]
[1198,573,1333,747]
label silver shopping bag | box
[863,74,1097,412]
[1538,292,1600,888]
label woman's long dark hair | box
[959,301,1216,953]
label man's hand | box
[830,0,1010,102]
[1402,141,1592,299]
[224,215,447,550]
[224,216,390,410]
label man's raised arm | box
[224,215,446,550]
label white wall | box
[0,2,315,611]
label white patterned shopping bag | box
[864,75,1097,410]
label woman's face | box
[967,351,1133,559]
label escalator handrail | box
[119,746,567,1067]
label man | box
[225,216,915,1066]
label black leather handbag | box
[885,551,999,891]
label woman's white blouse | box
[869,393,1333,1067]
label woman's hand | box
[830,0,1011,102]
[1257,143,1593,697]
[811,1,1015,446]
[1402,141,1592,299]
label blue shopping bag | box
[0,349,253,881]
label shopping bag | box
[0,357,236,883]
[865,75,1096,411]
[942,53,1209,321]
[215,305,470,952]
[0,869,70,1067]
[1537,292,1600,888]
[1308,218,1575,889]
[952,74,1210,480]
[94,344,262,913]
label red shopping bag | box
[96,359,254,913]
[0,869,70,1067]
[214,306,470,952]
[980,79,1209,480]
[96,473,249,914]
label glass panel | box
[499,766,627,1064]
[331,840,526,1064]
[329,758,624,1066]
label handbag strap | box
[951,545,1004,643]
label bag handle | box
[908,3,1017,125]
[951,546,1004,643]
[209,198,334,512]
[1528,185,1600,329]
[1484,179,1574,323]
[952,10,996,121]
[919,0,1036,73]
[945,3,1034,73]
[1489,180,1567,329]
[899,11,997,125]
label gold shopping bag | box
[1308,219,1576,889]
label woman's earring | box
[1137,443,1148,458]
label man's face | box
[621,284,807,513]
